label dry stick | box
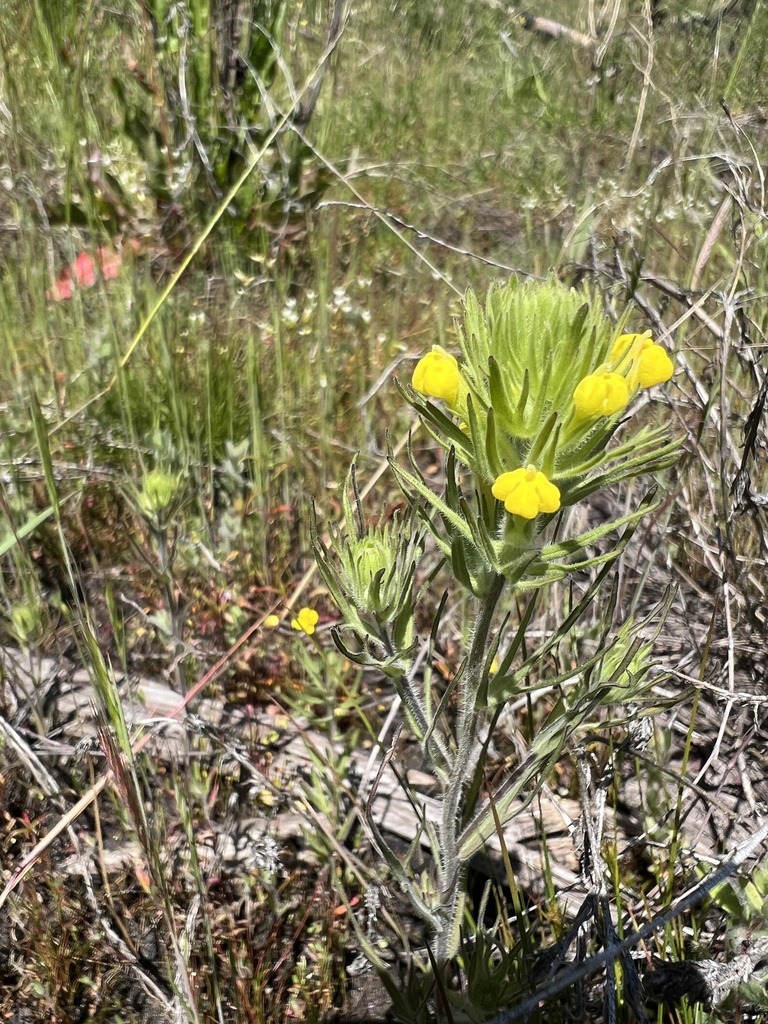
[638,272,725,340]
[690,195,732,291]
[593,0,623,70]
[317,199,533,278]
[517,11,597,47]
[484,817,768,1024]
[587,0,597,41]
[688,272,746,790]
[624,1,655,171]
[688,299,738,790]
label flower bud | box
[137,469,182,521]
[573,371,629,418]
[612,332,674,389]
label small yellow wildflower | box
[492,465,561,519]
[291,607,319,635]
[573,371,629,418]
[612,332,674,389]
[263,614,280,628]
[412,346,460,405]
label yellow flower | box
[573,371,629,418]
[412,346,460,405]
[263,614,280,628]
[291,607,319,635]
[492,465,561,519]
[611,332,674,389]
[635,342,674,388]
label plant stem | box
[154,525,187,694]
[435,571,506,964]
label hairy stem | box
[435,571,506,964]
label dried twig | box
[517,11,598,47]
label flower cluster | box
[409,282,675,526]
[573,332,673,419]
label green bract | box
[136,468,183,527]
[311,465,425,678]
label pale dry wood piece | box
[517,11,598,48]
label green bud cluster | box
[311,466,424,677]
[136,469,183,529]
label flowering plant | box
[398,280,677,593]
[313,277,679,975]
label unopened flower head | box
[9,597,45,646]
[338,512,422,623]
[311,479,422,670]
[355,534,391,590]
[412,346,461,406]
[137,468,183,524]
[492,465,561,520]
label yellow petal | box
[505,483,540,519]
[492,468,526,502]
[493,466,560,519]
[574,372,628,417]
[534,476,561,513]
[636,343,674,387]
[264,614,280,628]
[611,331,651,361]
[412,346,460,405]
